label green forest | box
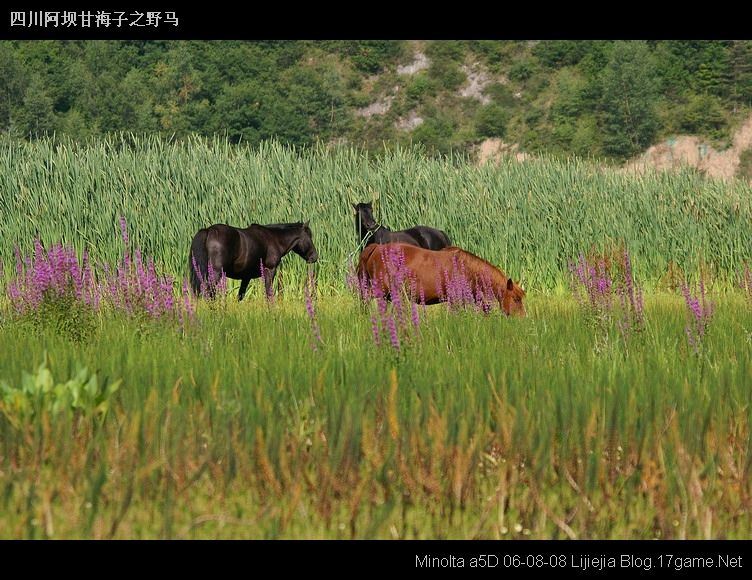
[2,40,752,161]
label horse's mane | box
[257,222,303,230]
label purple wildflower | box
[304,270,322,351]
[119,216,129,246]
[570,250,644,341]
[681,276,714,354]
[369,312,381,346]
[385,314,400,352]
[6,240,103,317]
[410,302,420,330]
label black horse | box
[353,201,451,250]
[189,221,318,300]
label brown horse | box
[357,243,526,316]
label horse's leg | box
[237,278,251,302]
[263,266,277,301]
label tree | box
[549,68,590,154]
[0,43,26,134]
[532,41,590,68]
[16,75,55,137]
[599,42,659,159]
[730,41,752,111]
[678,93,726,138]
[343,41,404,74]
[211,81,263,143]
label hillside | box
[2,40,752,176]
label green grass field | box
[1,137,751,538]
[0,294,750,539]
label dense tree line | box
[1,40,751,161]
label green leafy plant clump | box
[0,354,120,428]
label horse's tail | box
[189,229,209,295]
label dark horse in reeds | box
[353,201,451,250]
[357,242,526,316]
[189,222,318,300]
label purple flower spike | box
[385,314,400,352]
[369,312,381,346]
[569,249,645,341]
[4,223,191,326]
[119,216,129,246]
[410,302,420,330]
[304,270,322,351]
[681,273,714,354]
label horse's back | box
[403,226,451,250]
[204,223,238,236]
[438,246,506,276]
[363,243,480,273]
[372,229,419,247]
[423,226,452,250]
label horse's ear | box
[352,203,358,211]
[303,220,310,228]
[507,278,514,291]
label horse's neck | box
[276,228,301,256]
[252,225,298,257]
[464,256,507,298]
[359,222,388,244]
[371,224,390,242]
[492,271,510,300]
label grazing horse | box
[353,201,451,251]
[357,242,526,316]
[189,221,318,300]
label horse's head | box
[502,278,526,317]
[352,202,378,232]
[293,221,319,264]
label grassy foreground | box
[0,292,750,539]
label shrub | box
[476,104,508,138]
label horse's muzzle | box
[307,253,319,263]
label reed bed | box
[2,135,751,293]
